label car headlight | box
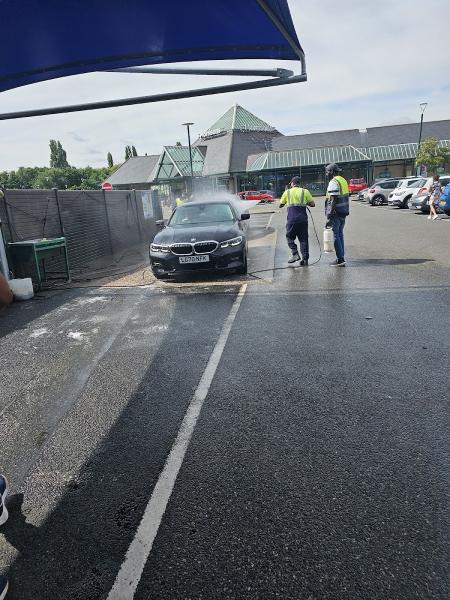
[220,236,243,248]
[150,243,170,253]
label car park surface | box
[1,202,450,600]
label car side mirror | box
[240,213,250,220]
[156,219,165,228]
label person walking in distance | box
[279,176,315,266]
[428,174,442,221]
[324,163,350,266]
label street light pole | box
[182,122,194,195]
[416,102,428,175]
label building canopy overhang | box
[247,145,371,172]
[0,0,306,121]
[247,140,450,172]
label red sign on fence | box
[102,182,112,191]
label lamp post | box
[182,122,194,194]
[416,102,428,175]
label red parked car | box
[348,178,368,195]
[238,190,274,203]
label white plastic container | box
[8,278,34,301]
[323,228,334,253]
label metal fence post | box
[53,188,66,237]
[102,189,114,255]
[133,189,144,243]
[1,188,15,241]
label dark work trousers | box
[330,215,346,259]
[286,221,309,259]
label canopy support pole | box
[255,0,306,75]
[0,72,306,121]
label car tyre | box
[237,250,248,275]
[402,196,411,209]
[372,195,384,206]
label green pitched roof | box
[154,145,204,180]
[247,145,370,171]
[202,104,277,138]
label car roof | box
[178,199,235,207]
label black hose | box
[248,206,323,277]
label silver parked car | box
[367,178,404,206]
[387,177,427,209]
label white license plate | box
[179,255,210,264]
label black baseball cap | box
[291,176,301,186]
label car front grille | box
[194,241,218,254]
[170,244,193,256]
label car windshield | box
[170,202,235,225]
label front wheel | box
[402,196,411,209]
[372,195,383,206]
[237,250,248,275]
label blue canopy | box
[0,0,303,93]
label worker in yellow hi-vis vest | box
[325,163,350,267]
[279,176,315,266]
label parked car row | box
[356,175,450,215]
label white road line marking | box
[107,284,248,600]
[265,213,275,228]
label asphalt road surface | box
[0,201,449,599]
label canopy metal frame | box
[0,0,306,121]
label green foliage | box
[0,166,116,190]
[49,139,69,168]
[415,137,450,174]
[131,145,138,157]
[107,152,114,168]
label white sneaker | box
[432,215,438,220]
[427,215,432,220]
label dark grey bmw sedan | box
[149,200,250,279]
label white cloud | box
[1,0,450,170]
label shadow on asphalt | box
[0,289,81,339]
[349,258,434,266]
[2,292,236,599]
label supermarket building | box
[107,105,450,197]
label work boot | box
[299,259,308,267]
[288,252,300,264]
[330,258,346,267]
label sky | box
[1,0,450,171]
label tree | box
[107,152,114,168]
[175,141,182,147]
[415,137,450,175]
[49,140,69,168]
[124,145,132,160]
[131,145,138,157]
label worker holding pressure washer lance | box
[324,163,350,267]
[279,176,315,266]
